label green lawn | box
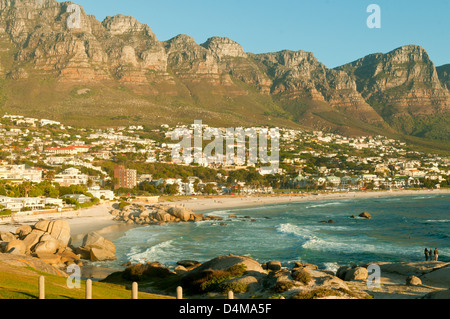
[0,263,174,300]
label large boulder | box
[6,240,26,255]
[16,225,32,239]
[46,220,71,248]
[406,276,422,286]
[186,255,267,276]
[81,232,116,261]
[0,231,16,243]
[181,255,266,294]
[266,261,282,272]
[22,230,45,253]
[90,247,116,262]
[336,266,352,279]
[169,206,193,222]
[359,212,372,219]
[34,220,51,232]
[32,220,71,249]
[344,267,369,281]
[34,238,60,255]
[154,210,175,223]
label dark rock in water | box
[351,215,356,219]
[266,261,282,271]
[359,212,372,219]
[328,220,336,224]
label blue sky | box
[70,0,450,68]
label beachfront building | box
[88,190,115,201]
[0,196,63,212]
[61,194,92,204]
[114,165,137,190]
[0,164,43,183]
[54,168,89,187]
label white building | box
[0,196,63,212]
[88,190,115,201]
[54,168,89,186]
[0,164,43,183]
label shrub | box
[183,264,248,294]
[122,262,174,282]
[0,209,12,216]
[292,269,313,285]
[293,288,341,299]
[273,281,294,293]
[219,282,249,294]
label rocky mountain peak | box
[201,37,247,59]
[102,14,156,39]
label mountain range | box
[0,0,449,149]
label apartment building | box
[114,165,137,190]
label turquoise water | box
[102,194,450,272]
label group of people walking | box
[424,248,439,261]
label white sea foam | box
[306,202,343,209]
[275,223,425,257]
[323,262,340,274]
[127,240,174,263]
[425,220,450,223]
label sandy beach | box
[1,189,448,239]
[172,189,450,213]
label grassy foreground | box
[0,261,173,300]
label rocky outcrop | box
[0,220,81,269]
[77,232,116,262]
[437,64,450,90]
[359,212,373,219]
[337,266,369,281]
[112,203,224,225]
[0,219,118,269]
[105,255,371,299]
[406,276,422,286]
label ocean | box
[99,194,450,273]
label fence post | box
[227,291,234,300]
[38,276,45,300]
[86,279,92,299]
[176,286,183,299]
[132,282,138,299]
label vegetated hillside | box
[0,0,448,150]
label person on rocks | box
[434,248,439,261]
[429,248,434,261]
[424,248,429,261]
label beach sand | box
[1,189,448,237]
[170,189,450,213]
